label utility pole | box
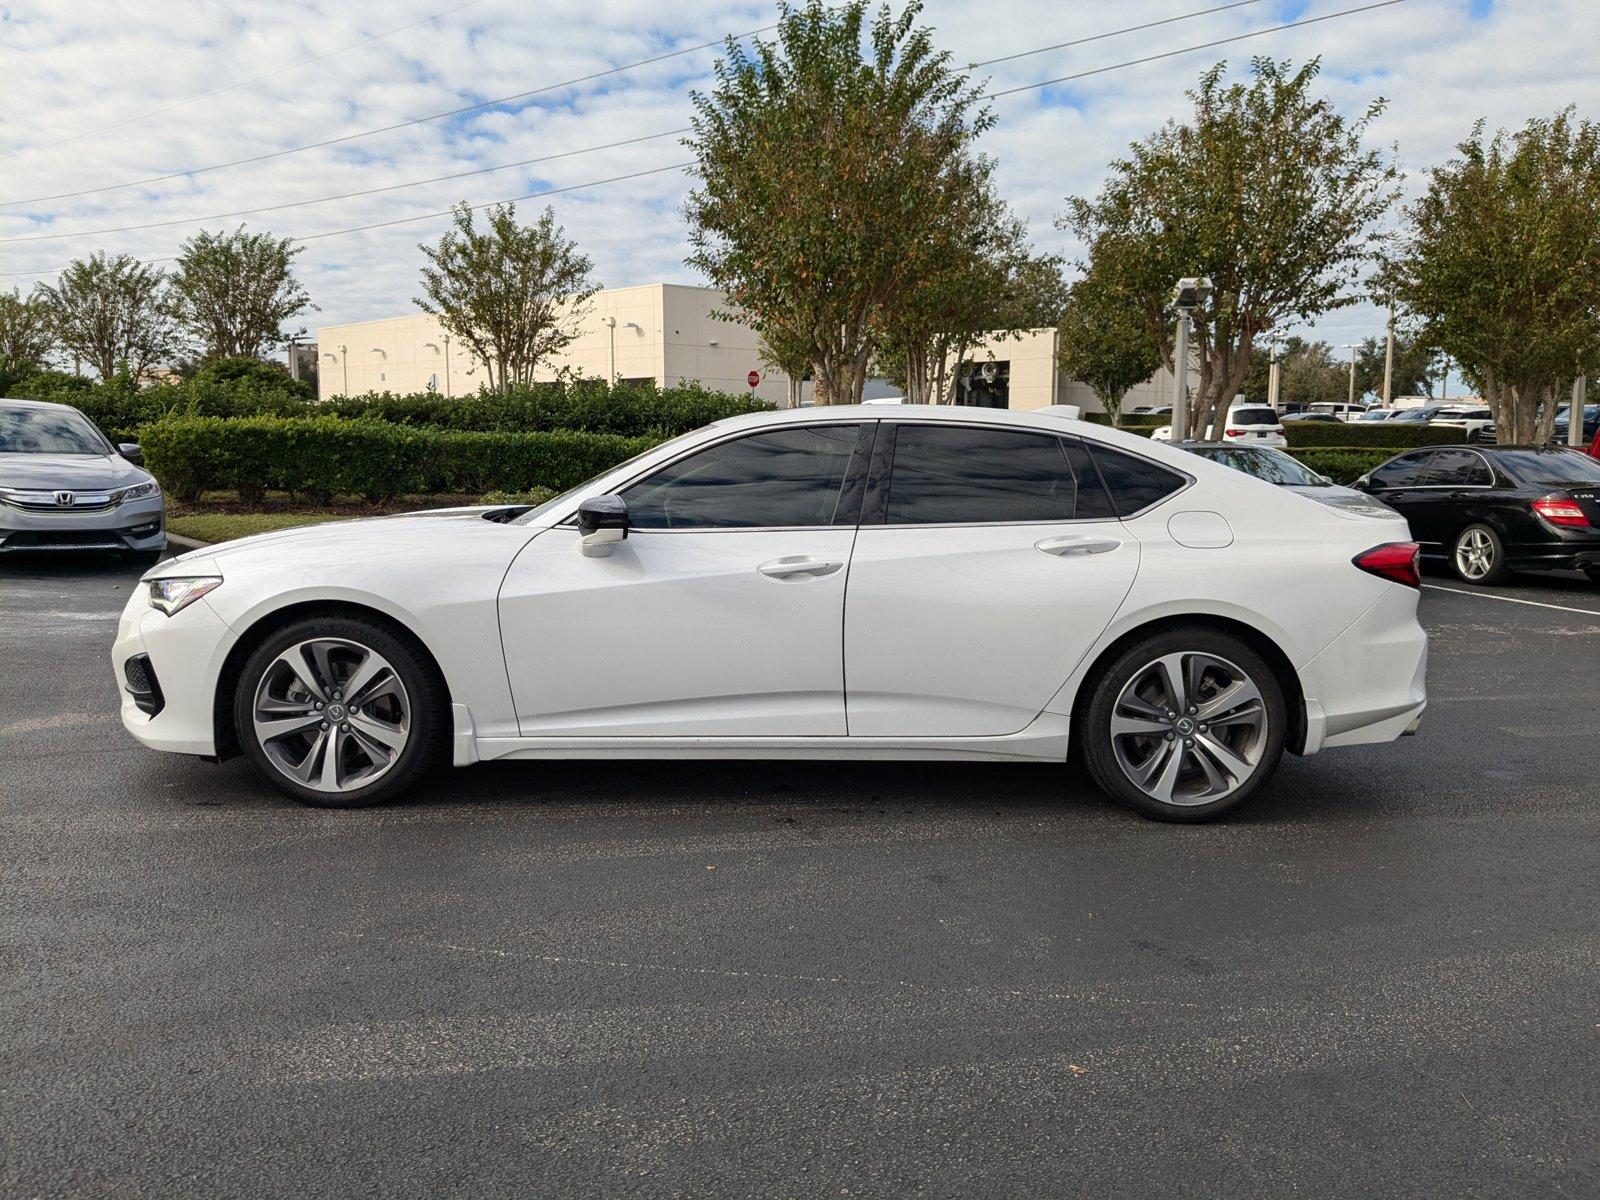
[1571,375,1588,448]
[1342,343,1358,408]
[285,334,302,382]
[339,344,348,397]
[1267,338,1282,411]
[442,335,452,396]
[1382,302,1395,406]
[1169,277,1211,440]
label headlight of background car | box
[148,576,221,616]
[113,481,161,504]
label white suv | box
[1151,404,1287,447]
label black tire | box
[1078,628,1287,823]
[1582,565,1600,586]
[1450,523,1510,585]
[233,614,445,808]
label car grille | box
[1,491,116,512]
[0,530,129,550]
[123,654,165,717]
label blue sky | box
[0,0,1593,366]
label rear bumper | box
[1296,583,1428,753]
[0,495,165,553]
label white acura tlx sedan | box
[113,405,1427,821]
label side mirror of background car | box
[1353,475,1371,491]
[577,495,629,558]
[118,443,143,466]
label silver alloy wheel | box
[251,637,411,794]
[1109,651,1268,807]
[1455,528,1495,581]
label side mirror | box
[118,442,143,466]
[577,495,629,558]
[1318,474,1335,486]
[1353,475,1372,491]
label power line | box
[0,22,777,209]
[0,0,1410,280]
[1,0,1277,243]
[0,0,489,162]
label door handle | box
[1035,536,1122,557]
[758,557,844,579]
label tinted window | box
[1086,444,1188,517]
[882,425,1087,524]
[0,406,110,455]
[1491,448,1600,487]
[1190,447,1323,486]
[1229,407,1280,426]
[622,424,862,529]
[1368,452,1434,488]
[1426,449,1493,487]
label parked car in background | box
[1357,408,1401,422]
[1430,405,1497,444]
[1353,444,1600,585]
[1,398,165,558]
[116,405,1428,823]
[1173,443,1402,520]
[1552,403,1599,445]
[1306,402,1370,421]
[1150,404,1287,447]
[1281,412,1340,423]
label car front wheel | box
[1451,523,1509,585]
[1079,629,1287,822]
[234,615,444,808]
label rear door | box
[843,422,1141,738]
[1411,449,1496,547]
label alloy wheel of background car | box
[1079,630,1286,822]
[235,617,443,808]
[1452,524,1508,585]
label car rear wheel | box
[234,615,444,808]
[1079,629,1287,822]
[1452,524,1509,585]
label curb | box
[165,533,212,554]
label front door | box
[498,422,870,737]
[844,423,1140,738]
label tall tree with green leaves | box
[1055,264,1161,422]
[0,286,57,391]
[416,203,598,393]
[1062,57,1399,439]
[40,252,181,382]
[1352,331,1437,402]
[685,0,991,404]
[1383,109,1600,444]
[169,227,315,361]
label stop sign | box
[747,370,760,389]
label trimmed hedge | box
[1283,421,1458,448]
[1284,447,1398,485]
[138,416,660,504]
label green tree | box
[169,227,315,361]
[685,0,990,404]
[1383,109,1600,444]
[1055,263,1161,422]
[1352,331,1437,402]
[1062,58,1399,439]
[40,252,181,382]
[416,203,598,394]
[0,286,57,392]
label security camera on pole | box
[1169,277,1212,441]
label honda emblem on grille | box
[54,491,74,507]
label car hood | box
[0,452,151,490]
[159,505,527,570]
[1286,484,1403,520]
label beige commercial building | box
[318,282,1171,413]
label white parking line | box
[1423,584,1600,617]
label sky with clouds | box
[2,0,1596,372]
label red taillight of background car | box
[1353,541,1421,589]
[1225,428,1244,437]
[1531,494,1591,528]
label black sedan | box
[1353,445,1600,585]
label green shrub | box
[138,416,659,504]
[479,486,558,507]
[1283,421,1458,448]
[1285,446,1402,485]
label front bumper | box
[0,494,166,553]
[1297,582,1429,753]
[113,578,234,757]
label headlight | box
[114,481,161,504]
[148,576,221,616]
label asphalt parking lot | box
[2,553,1597,1198]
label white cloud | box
[1,0,1596,378]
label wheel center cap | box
[1175,717,1196,735]
[326,703,347,722]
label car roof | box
[0,397,80,413]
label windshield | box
[1358,410,1392,421]
[1390,408,1438,422]
[1492,448,1600,487]
[0,406,111,455]
[510,429,703,525]
[1189,446,1325,486]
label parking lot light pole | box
[1267,338,1282,411]
[1341,343,1358,408]
[1572,375,1588,448]
[1382,303,1395,406]
[1169,277,1211,440]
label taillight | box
[1353,541,1421,589]
[1225,428,1244,437]
[1531,494,1590,528]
